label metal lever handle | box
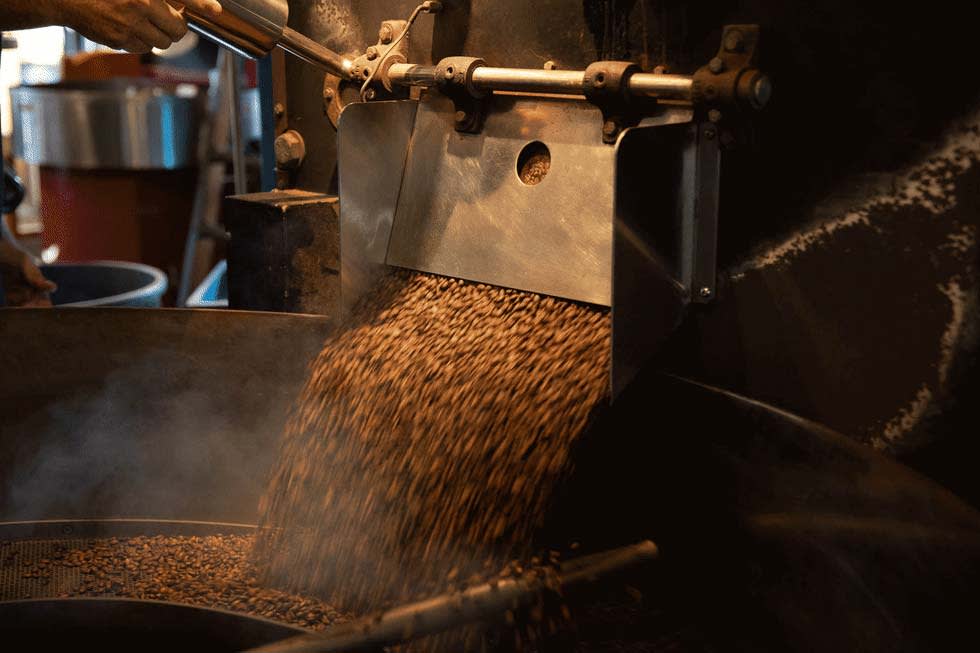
[184,0,353,79]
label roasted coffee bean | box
[0,535,350,631]
[254,271,611,616]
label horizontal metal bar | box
[279,27,353,79]
[471,67,586,94]
[387,63,440,87]
[628,73,694,100]
[387,64,693,101]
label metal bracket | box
[584,61,657,144]
[692,25,770,123]
[435,57,491,133]
[349,20,410,93]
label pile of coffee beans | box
[254,270,611,613]
[0,534,349,630]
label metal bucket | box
[9,80,203,171]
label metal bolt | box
[543,60,558,70]
[323,87,335,101]
[708,109,723,123]
[708,57,725,74]
[366,46,379,61]
[724,31,745,53]
[273,103,285,119]
[602,120,618,138]
[351,65,361,78]
[753,75,773,108]
[699,286,713,299]
[274,130,306,170]
[653,65,669,75]
[455,110,469,124]
[704,128,716,140]
[379,24,394,44]
[364,88,377,101]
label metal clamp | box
[435,56,490,133]
[584,61,654,144]
[692,24,771,123]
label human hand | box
[59,0,223,54]
[0,240,57,308]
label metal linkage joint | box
[435,56,490,133]
[692,24,771,121]
[583,61,653,144]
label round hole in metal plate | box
[517,141,551,186]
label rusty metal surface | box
[224,190,341,315]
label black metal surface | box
[0,308,332,523]
[0,598,306,652]
[544,371,980,651]
[224,191,341,315]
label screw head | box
[364,88,377,101]
[274,130,306,170]
[708,57,725,74]
[653,65,669,74]
[379,24,394,44]
[602,120,618,138]
[704,128,716,140]
[708,109,723,123]
[543,60,558,70]
[455,110,469,124]
[699,286,713,299]
[724,31,745,53]
[273,103,285,118]
[593,72,607,89]
[366,46,379,61]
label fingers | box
[171,0,224,19]
[148,0,189,42]
[20,258,57,293]
[120,37,155,54]
[136,19,178,50]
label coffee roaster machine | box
[3,1,980,651]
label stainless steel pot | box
[9,80,204,170]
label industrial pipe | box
[386,63,696,101]
[183,0,353,79]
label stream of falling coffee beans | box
[253,270,611,645]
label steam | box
[1,349,310,525]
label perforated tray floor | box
[0,524,349,631]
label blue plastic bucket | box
[41,261,168,307]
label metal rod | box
[279,27,354,80]
[386,63,439,87]
[471,67,587,94]
[387,63,694,101]
[246,540,658,653]
[628,73,694,100]
[226,53,248,196]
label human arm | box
[0,0,222,53]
